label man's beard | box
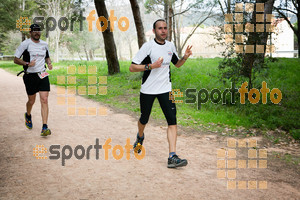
[32,34,40,41]
[155,34,166,42]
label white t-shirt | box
[14,39,50,73]
[132,39,179,95]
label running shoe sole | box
[167,159,188,168]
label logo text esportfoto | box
[34,138,145,166]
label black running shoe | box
[133,133,144,154]
[167,155,188,168]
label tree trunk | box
[242,0,275,89]
[297,39,300,58]
[21,0,25,42]
[129,0,146,48]
[176,16,182,57]
[173,14,176,50]
[261,0,275,56]
[176,0,183,57]
[77,52,82,61]
[89,49,94,60]
[84,44,89,61]
[164,0,168,22]
[297,3,300,58]
[227,0,231,14]
[22,33,26,41]
[94,0,120,75]
[167,4,173,41]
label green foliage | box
[290,129,300,140]
[218,51,275,88]
[0,0,38,52]
[216,2,275,88]
[0,0,21,51]
[218,52,244,84]
[0,0,21,32]
[1,33,22,55]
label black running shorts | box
[139,92,177,125]
[23,73,50,95]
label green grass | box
[0,58,299,139]
[272,152,300,167]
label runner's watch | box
[145,64,151,71]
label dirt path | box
[0,68,299,200]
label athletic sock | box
[26,112,31,119]
[42,124,48,129]
[169,152,176,158]
[137,132,144,139]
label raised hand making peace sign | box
[183,45,193,60]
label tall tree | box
[129,0,146,48]
[167,1,173,41]
[243,0,275,88]
[217,0,276,89]
[94,0,120,75]
[274,0,299,58]
[217,0,231,15]
[0,0,36,50]
[0,0,20,50]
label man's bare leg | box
[134,120,146,153]
[138,120,146,137]
[39,91,49,124]
[167,124,187,168]
[167,125,177,153]
[26,94,36,115]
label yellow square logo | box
[78,86,86,95]
[98,86,107,95]
[227,138,236,148]
[67,65,76,74]
[78,65,86,74]
[57,86,65,95]
[67,76,76,85]
[217,149,226,158]
[88,86,97,95]
[57,76,65,84]
[88,76,97,85]
[235,3,243,12]
[225,14,233,22]
[88,66,97,74]
[217,160,226,168]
